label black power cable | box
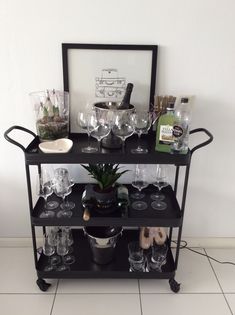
[172,240,235,266]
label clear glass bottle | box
[155,101,175,153]
[171,97,192,154]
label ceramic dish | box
[39,138,73,153]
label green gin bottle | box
[155,102,175,153]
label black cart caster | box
[36,278,51,292]
[169,278,180,293]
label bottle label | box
[173,125,184,138]
[159,125,174,144]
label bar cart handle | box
[4,125,37,153]
[189,128,213,155]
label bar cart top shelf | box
[4,126,213,165]
[4,127,194,165]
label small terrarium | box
[30,90,69,142]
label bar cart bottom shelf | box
[36,229,180,292]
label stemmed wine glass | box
[112,111,135,152]
[56,233,70,271]
[37,169,57,219]
[47,227,61,266]
[131,164,149,211]
[54,168,75,211]
[53,171,74,218]
[77,111,98,153]
[151,164,169,211]
[42,234,56,272]
[131,111,152,154]
[90,118,111,152]
[61,227,76,264]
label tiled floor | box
[0,246,235,315]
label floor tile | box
[141,293,231,315]
[140,248,221,293]
[225,294,235,314]
[52,294,141,315]
[0,294,54,315]
[0,247,57,293]
[57,278,139,293]
[206,249,235,293]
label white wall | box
[1,0,235,238]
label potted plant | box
[81,163,128,213]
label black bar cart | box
[4,126,213,292]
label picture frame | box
[62,43,158,133]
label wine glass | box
[47,227,61,266]
[54,168,75,211]
[151,164,169,211]
[53,175,73,218]
[131,111,152,154]
[56,233,70,271]
[42,234,56,272]
[61,227,76,264]
[112,111,135,152]
[37,171,55,219]
[77,111,98,153]
[90,119,111,151]
[131,164,149,211]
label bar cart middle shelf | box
[4,126,213,293]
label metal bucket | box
[84,226,122,264]
[93,102,135,149]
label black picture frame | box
[62,43,158,133]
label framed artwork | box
[62,43,158,133]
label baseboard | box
[0,237,235,248]
[174,237,235,248]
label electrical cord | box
[172,240,235,266]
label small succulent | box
[81,164,128,191]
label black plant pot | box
[93,186,117,214]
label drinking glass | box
[42,234,56,272]
[77,111,98,153]
[47,227,61,265]
[37,171,56,219]
[146,241,168,272]
[128,241,145,272]
[131,111,152,154]
[54,168,75,211]
[61,227,76,264]
[112,111,135,152]
[131,164,148,211]
[151,164,169,211]
[53,175,73,218]
[56,233,70,271]
[90,120,111,151]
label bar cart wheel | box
[169,278,180,293]
[36,278,51,292]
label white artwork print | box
[68,49,153,133]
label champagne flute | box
[42,234,56,272]
[61,227,76,264]
[131,111,152,154]
[112,111,135,152]
[77,111,98,153]
[151,164,169,211]
[47,227,61,266]
[56,233,70,271]
[131,164,149,211]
